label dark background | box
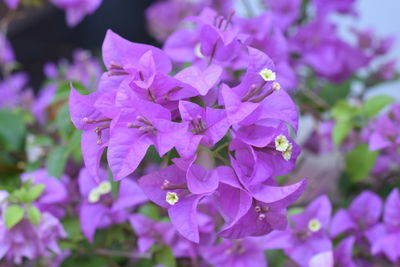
[2,0,157,89]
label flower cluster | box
[263,189,400,266]
[70,10,306,242]
[0,0,399,266]
[0,170,68,264]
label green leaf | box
[154,246,176,267]
[62,218,83,241]
[27,184,45,202]
[4,205,25,229]
[138,203,161,221]
[46,146,69,178]
[320,80,351,106]
[363,95,395,118]
[333,120,353,146]
[287,207,304,216]
[0,110,26,151]
[345,144,378,183]
[27,205,41,225]
[55,104,74,141]
[331,100,359,122]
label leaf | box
[345,144,378,183]
[27,205,41,225]
[320,80,351,106]
[138,203,161,220]
[333,120,353,146]
[0,110,26,151]
[4,205,25,229]
[287,207,304,216]
[27,184,45,202]
[331,100,359,122]
[46,146,69,178]
[154,246,176,267]
[62,218,84,241]
[55,104,74,141]
[363,95,395,118]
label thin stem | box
[213,143,229,154]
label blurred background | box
[1,0,157,89]
[2,0,400,92]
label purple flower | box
[334,236,356,267]
[0,32,15,66]
[368,105,400,151]
[176,100,229,157]
[138,164,214,243]
[371,188,400,263]
[263,195,332,267]
[21,169,69,218]
[0,213,67,264]
[49,0,103,27]
[330,191,382,242]
[129,214,175,253]
[78,167,147,241]
[265,0,301,31]
[0,73,32,109]
[200,238,267,267]
[3,0,19,9]
[31,84,57,124]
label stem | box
[93,248,150,259]
[299,87,329,109]
[213,143,229,154]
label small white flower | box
[259,68,276,81]
[88,188,101,203]
[282,143,293,161]
[98,181,112,195]
[275,135,289,152]
[308,218,322,232]
[166,192,179,205]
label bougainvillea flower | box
[49,0,103,27]
[129,214,175,253]
[21,169,69,218]
[330,191,382,240]
[78,167,146,241]
[69,86,111,180]
[371,189,400,263]
[263,195,332,267]
[107,88,188,180]
[176,100,230,157]
[200,238,267,267]
[216,166,306,239]
[334,236,356,267]
[0,32,15,65]
[0,213,67,264]
[138,164,218,243]
[0,73,31,109]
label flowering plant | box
[0,0,399,266]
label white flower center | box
[166,192,179,205]
[98,181,112,194]
[88,181,112,203]
[88,188,100,203]
[282,143,293,161]
[259,68,276,81]
[275,135,289,152]
[308,218,322,232]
